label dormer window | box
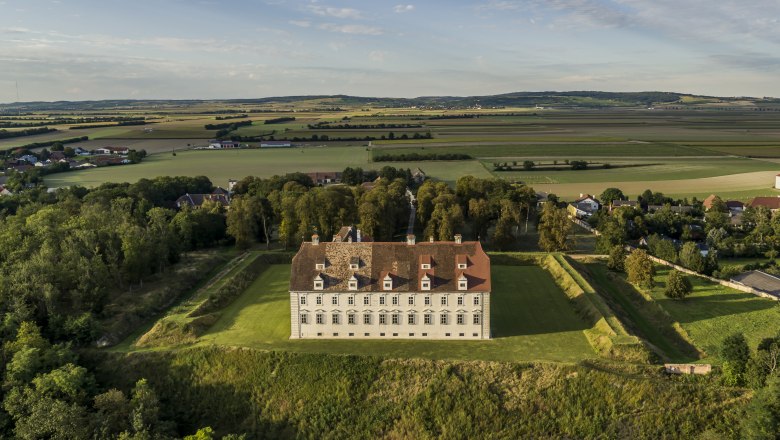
[421,274,431,291]
[420,255,432,270]
[314,273,324,291]
[383,274,393,291]
[349,256,360,270]
[348,274,358,291]
[315,260,325,270]
[458,273,468,291]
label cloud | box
[318,23,383,35]
[369,50,386,62]
[289,20,311,28]
[308,5,363,19]
[393,4,415,13]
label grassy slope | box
[647,266,780,361]
[194,264,595,363]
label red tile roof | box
[748,197,780,210]
[290,241,491,293]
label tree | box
[595,216,627,254]
[607,245,628,272]
[522,160,535,170]
[647,234,677,262]
[664,270,693,299]
[599,188,625,205]
[679,242,705,273]
[741,376,780,439]
[721,333,750,386]
[537,202,570,252]
[226,196,259,249]
[625,249,655,288]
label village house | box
[747,196,780,212]
[609,200,638,212]
[412,168,426,184]
[175,188,231,209]
[289,233,491,340]
[306,171,342,185]
[567,194,601,218]
[332,225,372,243]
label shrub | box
[664,270,692,299]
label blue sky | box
[1,0,779,101]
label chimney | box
[312,234,320,245]
[429,236,434,243]
[454,234,462,244]
[406,234,416,245]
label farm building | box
[260,141,292,148]
[208,141,240,149]
[776,174,780,190]
[731,271,780,298]
[95,146,129,155]
[289,233,492,340]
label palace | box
[289,233,491,339]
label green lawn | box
[196,264,596,362]
[648,266,780,361]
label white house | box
[289,233,492,340]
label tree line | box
[373,152,472,162]
[0,127,56,139]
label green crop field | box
[193,264,596,363]
[647,266,780,361]
[44,147,493,187]
[372,143,718,157]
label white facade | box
[775,174,780,190]
[290,290,490,339]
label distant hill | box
[1,91,778,112]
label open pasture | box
[192,264,596,363]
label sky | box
[0,0,779,102]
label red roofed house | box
[747,196,780,212]
[289,233,491,339]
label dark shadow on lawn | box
[657,293,779,324]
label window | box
[379,314,387,325]
[314,280,324,290]
[458,263,467,269]
[332,296,338,306]
[392,314,400,325]
[380,333,385,336]
[333,333,339,337]
[421,281,431,290]
[348,296,354,305]
[392,296,399,306]
[457,296,464,306]
[408,296,415,306]
[316,313,324,324]
[393,333,398,337]
[440,313,448,325]
[364,333,370,337]
[332,314,340,324]
[424,314,432,325]
[441,296,447,306]
[422,333,428,337]
[300,314,308,324]
[424,296,431,305]
[379,296,386,306]
[315,263,325,270]
[445,332,451,337]
[421,263,431,269]
[317,332,323,336]
[363,314,371,325]
[300,296,306,305]
[459,333,465,337]
[474,296,480,306]
[383,281,392,290]
[349,333,354,337]
[473,333,479,337]
[458,281,468,291]
[316,296,322,306]
[350,263,359,270]
[473,314,481,325]
[348,280,358,291]
[363,296,370,305]
[348,314,355,324]
[409,333,415,337]
[408,314,415,325]
[457,314,465,325]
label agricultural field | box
[6,105,778,200]
[131,263,596,363]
